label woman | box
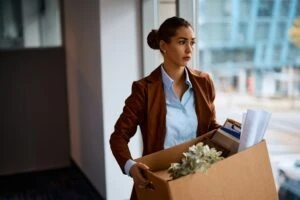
[110,16,220,200]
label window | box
[280,0,290,17]
[0,0,62,49]
[258,0,273,17]
[239,0,252,21]
[276,22,287,40]
[238,22,248,43]
[255,22,270,41]
[198,0,231,20]
[153,3,300,194]
[200,23,231,43]
[191,1,300,195]
[211,49,254,64]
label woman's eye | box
[191,41,195,46]
[179,40,186,45]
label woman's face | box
[160,26,195,68]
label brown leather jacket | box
[109,66,220,199]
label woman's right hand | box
[130,162,151,189]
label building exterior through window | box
[197,0,300,98]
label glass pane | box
[200,23,231,42]
[280,0,290,17]
[288,44,300,64]
[240,0,252,21]
[0,0,62,49]
[297,1,300,16]
[272,45,281,63]
[198,0,231,19]
[255,22,270,41]
[239,0,253,21]
[0,0,23,48]
[276,22,287,40]
[258,0,273,17]
[195,0,300,197]
[211,49,254,64]
[238,22,248,42]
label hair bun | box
[147,29,159,49]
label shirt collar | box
[160,65,193,89]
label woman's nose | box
[186,44,193,53]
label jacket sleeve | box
[109,81,146,174]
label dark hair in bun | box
[147,16,192,52]
[147,29,159,49]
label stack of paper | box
[238,109,272,152]
[210,109,271,156]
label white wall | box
[64,0,142,199]
[64,0,106,198]
[100,1,142,199]
[159,0,176,24]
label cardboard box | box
[135,132,278,200]
[211,128,240,156]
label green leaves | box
[168,142,224,179]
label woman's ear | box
[160,40,167,54]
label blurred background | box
[0,0,300,199]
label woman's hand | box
[130,162,152,189]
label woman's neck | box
[162,63,188,100]
[162,63,185,84]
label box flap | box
[135,130,216,171]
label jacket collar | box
[145,65,195,84]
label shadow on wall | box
[76,68,106,197]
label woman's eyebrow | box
[177,37,196,40]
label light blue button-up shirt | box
[124,65,198,175]
[161,66,198,148]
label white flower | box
[168,142,224,179]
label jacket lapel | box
[145,66,166,152]
[187,68,209,135]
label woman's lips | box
[183,57,191,61]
